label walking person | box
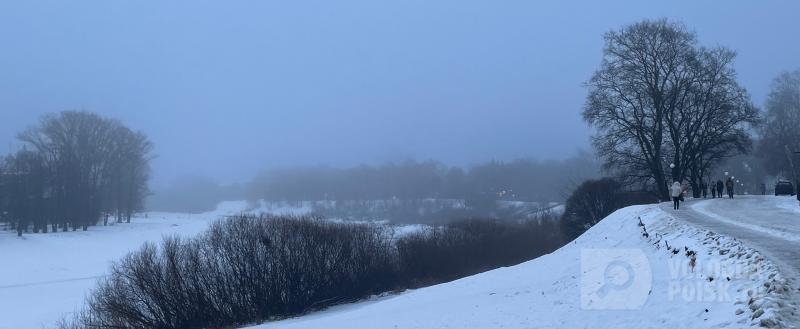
[726,177,735,198]
[716,180,724,199]
[671,181,683,210]
[711,181,717,198]
[701,181,708,198]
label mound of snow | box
[248,205,788,329]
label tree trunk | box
[654,170,669,201]
[689,180,700,198]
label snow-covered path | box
[665,196,800,278]
[664,195,800,326]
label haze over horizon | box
[2,0,799,186]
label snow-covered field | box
[0,201,422,329]
[248,204,792,329]
[0,201,254,329]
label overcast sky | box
[1,1,798,186]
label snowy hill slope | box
[249,205,793,329]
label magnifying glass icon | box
[596,260,636,298]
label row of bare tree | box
[584,19,761,200]
[757,69,800,183]
[0,111,153,236]
[248,152,598,203]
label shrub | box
[61,215,398,329]
[61,213,565,329]
[397,215,563,286]
[560,178,660,241]
[560,178,622,241]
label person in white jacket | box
[670,181,683,210]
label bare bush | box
[63,215,397,328]
[560,178,659,241]
[61,213,565,329]
[397,215,563,286]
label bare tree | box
[113,129,153,223]
[584,19,698,200]
[585,19,758,199]
[14,111,153,233]
[2,149,48,236]
[757,70,800,177]
[668,48,759,196]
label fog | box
[1,0,799,189]
[2,3,800,327]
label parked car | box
[775,180,795,196]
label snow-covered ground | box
[0,201,254,329]
[2,199,794,328]
[248,204,793,329]
[0,201,425,329]
[691,196,800,243]
[668,196,800,326]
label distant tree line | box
[0,111,153,236]
[247,152,598,204]
[147,175,245,213]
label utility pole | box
[795,151,800,202]
[789,147,800,203]
[784,146,798,182]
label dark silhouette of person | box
[726,178,735,198]
[711,182,717,198]
[701,181,708,198]
[716,180,724,198]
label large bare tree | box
[584,19,698,200]
[585,19,757,200]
